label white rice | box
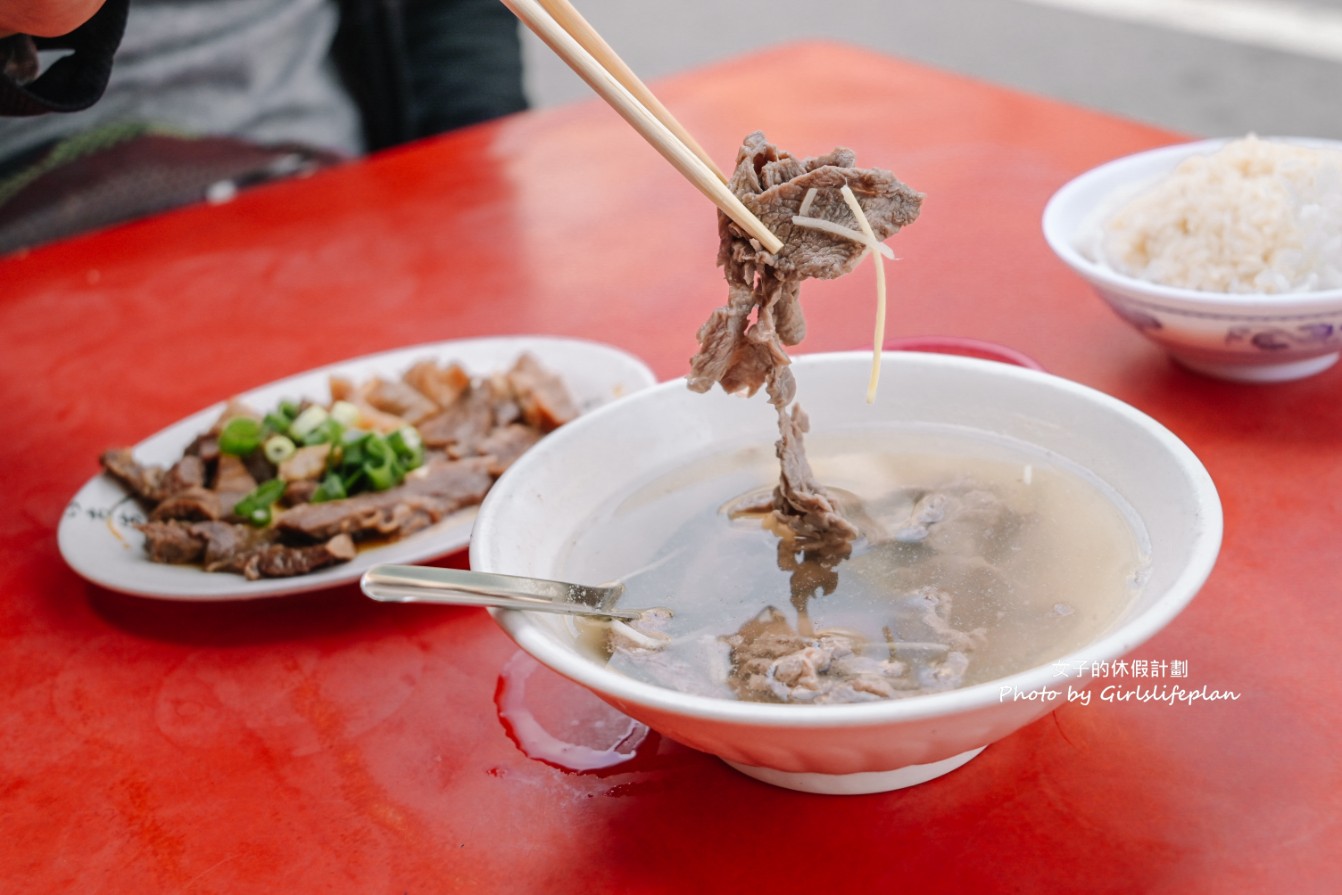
[1100,135,1342,294]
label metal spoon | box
[360,563,650,621]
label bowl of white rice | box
[1043,136,1342,382]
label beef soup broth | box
[559,427,1149,705]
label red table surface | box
[2,42,1339,893]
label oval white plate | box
[59,336,657,601]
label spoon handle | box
[360,564,641,620]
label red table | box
[3,42,1339,893]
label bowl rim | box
[476,352,1224,730]
[1042,135,1342,310]
[883,335,1046,371]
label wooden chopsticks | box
[500,0,785,253]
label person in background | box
[0,0,527,253]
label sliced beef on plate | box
[477,423,542,475]
[101,352,578,579]
[137,520,209,565]
[100,448,170,502]
[403,360,472,408]
[246,534,356,579]
[149,487,223,522]
[274,457,493,542]
[416,385,497,455]
[212,453,260,518]
[163,454,206,494]
[361,377,440,425]
[136,519,356,579]
[506,352,579,432]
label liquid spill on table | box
[493,650,709,789]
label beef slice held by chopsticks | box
[688,131,923,551]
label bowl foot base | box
[723,746,985,794]
[1173,351,1339,383]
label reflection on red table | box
[884,335,1045,370]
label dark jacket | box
[336,0,528,150]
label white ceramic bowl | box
[473,353,1222,794]
[1042,137,1342,383]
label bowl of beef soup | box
[472,351,1222,794]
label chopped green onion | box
[365,434,393,460]
[339,436,365,468]
[234,478,286,526]
[387,427,424,469]
[311,472,347,503]
[240,401,427,505]
[219,417,263,455]
[290,405,329,440]
[364,464,395,491]
[301,417,344,446]
[363,461,396,491]
[263,434,296,464]
[330,400,360,427]
[360,434,398,490]
[262,411,291,434]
